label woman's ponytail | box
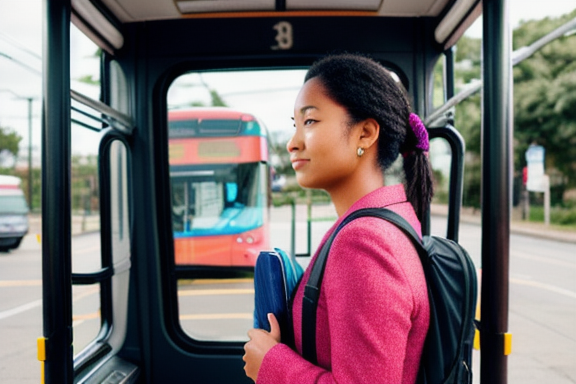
[401,114,434,222]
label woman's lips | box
[291,159,309,171]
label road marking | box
[180,278,254,285]
[180,313,252,320]
[0,280,41,287]
[512,250,576,269]
[73,312,100,321]
[73,286,99,301]
[179,288,254,296]
[72,311,100,327]
[511,277,576,299]
[0,299,42,320]
[0,285,98,321]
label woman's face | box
[287,77,360,191]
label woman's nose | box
[286,128,302,153]
[286,134,298,153]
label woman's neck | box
[327,169,385,217]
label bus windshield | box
[170,162,265,236]
[0,195,29,214]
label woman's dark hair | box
[305,53,433,221]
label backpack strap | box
[302,207,424,364]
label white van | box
[0,175,29,251]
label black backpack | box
[302,208,478,384]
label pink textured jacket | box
[258,184,429,384]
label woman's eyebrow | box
[299,105,318,115]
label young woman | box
[243,53,433,384]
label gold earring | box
[357,147,365,157]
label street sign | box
[525,145,546,192]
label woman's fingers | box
[243,323,281,382]
[267,313,281,342]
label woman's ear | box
[357,118,380,150]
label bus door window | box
[167,70,301,342]
[68,23,133,364]
[69,24,104,356]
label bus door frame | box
[42,1,74,382]
[480,0,512,382]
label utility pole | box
[0,89,37,209]
[27,97,33,210]
[1,50,41,210]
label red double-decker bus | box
[168,107,270,267]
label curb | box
[27,215,100,237]
[430,204,576,244]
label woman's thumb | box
[267,313,281,342]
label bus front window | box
[171,162,264,248]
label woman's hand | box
[243,313,281,382]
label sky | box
[0,0,575,165]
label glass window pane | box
[168,69,306,341]
[429,137,452,206]
[177,278,254,341]
[108,140,131,351]
[72,284,101,355]
[70,23,104,356]
[71,22,102,274]
[432,56,446,109]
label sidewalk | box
[27,214,100,237]
[430,204,576,244]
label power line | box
[0,52,42,76]
[221,86,301,97]
[0,32,42,61]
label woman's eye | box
[304,119,316,125]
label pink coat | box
[258,184,429,384]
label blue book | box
[253,248,304,347]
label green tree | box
[210,89,227,107]
[0,125,22,158]
[452,10,576,208]
[71,154,99,213]
[454,36,482,87]
[76,48,102,86]
[0,126,22,170]
[513,10,576,202]
[269,131,294,176]
[453,36,482,208]
[454,94,482,209]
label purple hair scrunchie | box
[409,113,429,152]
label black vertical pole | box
[445,47,455,100]
[42,0,73,383]
[481,0,512,383]
[27,97,33,210]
